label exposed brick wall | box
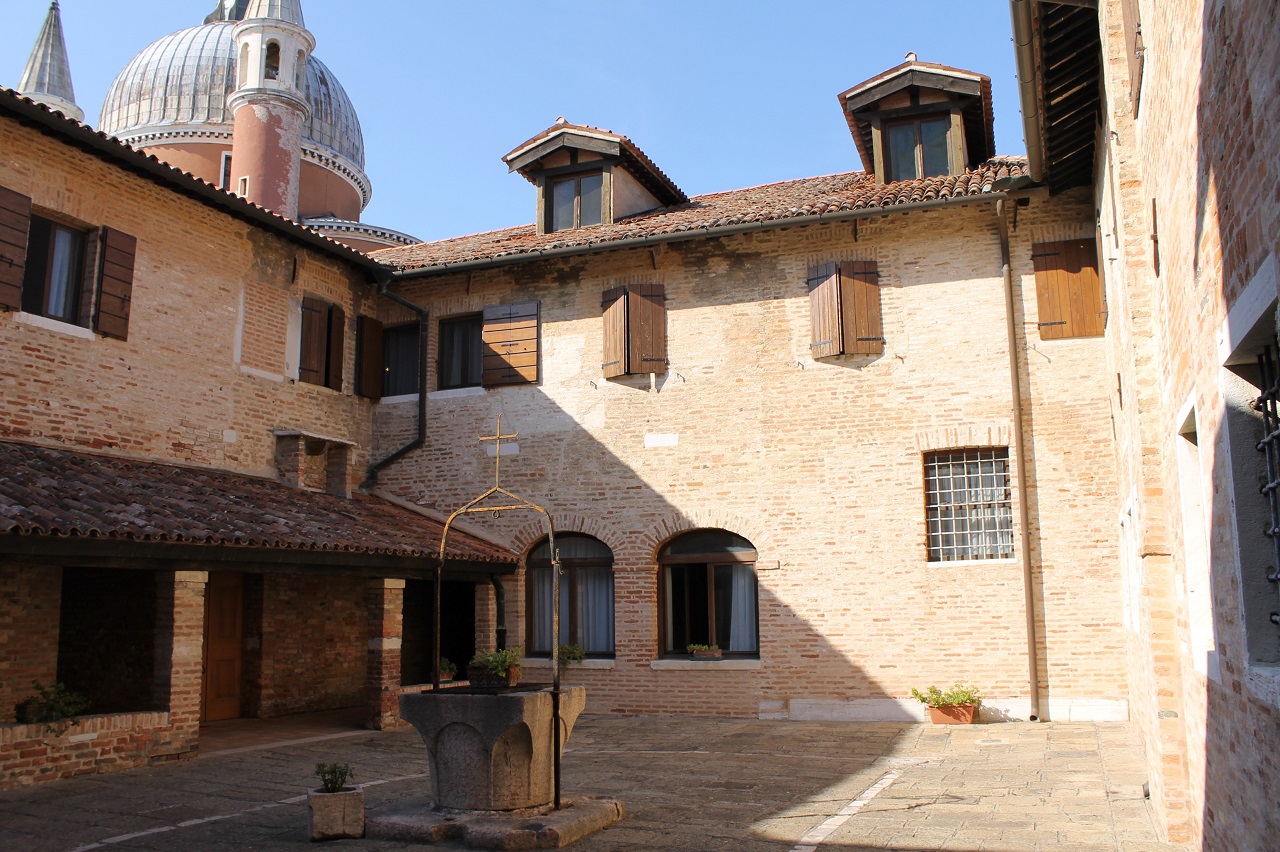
[0,564,61,724]
[373,196,1122,720]
[0,711,177,790]
[255,574,365,716]
[1095,0,1280,846]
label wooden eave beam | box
[842,70,982,113]
[507,133,622,175]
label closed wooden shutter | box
[299,297,327,385]
[93,227,136,340]
[1120,0,1144,116]
[326,303,345,391]
[601,286,628,379]
[0,185,31,311]
[808,262,842,358]
[482,300,539,386]
[628,283,667,374]
[356,315,384,400]
[840,260,883,355]
[1031,239,1105,339]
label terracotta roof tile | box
[0,442,514,564]
[374,158,1028,272]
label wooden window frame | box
[380,321,421,398]
[601,283,668,378]
[20,214,89,325]
[438,313,483,390]
[299,296,345,391]
[882,114,952,183]
[1030,239,1105,340]
[525,538,615,659]
[808,260,884,358]
[547,170,605,232]
[658,533,760,659]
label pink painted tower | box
[227,0,314,220]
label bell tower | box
[227,0,314,219]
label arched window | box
[526,534,614,657]
[295,50,307,90]
[660,530,758,657]
[265,41,280,81]
[237,43,250,88]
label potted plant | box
[558,643,586,665]
[467,647,523,687]
[438,657,456,682]
[687,643,723,660]
[308,762,363,841]
[911,683,983,724]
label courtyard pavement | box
[0,715,1188,851]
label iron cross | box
[478,416,518,487]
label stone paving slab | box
[0,717,1188,851]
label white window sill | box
[379,393,420,405]
[928,557,1018,567]
[520,658,615,670]
[650,659,761,671]
[13,311,95,340]
[428,386,486,400]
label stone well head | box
[400,686,587,811]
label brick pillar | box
[275,434,305,487]
[366,578,404,730]
[325,444,352,498]
[153,570,207,760]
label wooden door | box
[202,572,243,721]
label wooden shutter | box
[299,297,327,385]
[808,262,842,358]
[601,286,628,379]
[628,283,668,374]
[482,300,539,386]
[356,315,384,400]
[1120,0,1144,116]
[1031,239,1105,339]
[326,303,345,391]
[93,227,136,340]
[840,260,883,355]
[0,185,31,311]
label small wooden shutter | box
[808,262,842,358]
[482,300,539,386]
[299,297,327,385]
[840,260,883,355]
[326,303,345,391]
[0,185,32,311]
[356,315,384,400]
[1031,239,1105,339]
[628,283,667,374]
[93,227,136,340]
[1120,0,1144,116]
[601,286,628,379]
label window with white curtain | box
[526,533,614,657]
[924,448,1014,561]
[660,529,759,657]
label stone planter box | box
[400,686,586,811]
[308,786,365,840]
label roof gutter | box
[1009,0,1046,183]
[388,191,1010,282]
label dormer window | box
[838,56,996,187]
[503,121,688,236]
[884,116,951,183]
[550,172,604,231]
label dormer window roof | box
[503,120,687,235]
[838,55,996,185]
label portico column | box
[366,578,405,730]
[153,570,207,760]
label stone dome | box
[98,22,365,170]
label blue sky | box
[4,1,1026,243]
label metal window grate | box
[1253,345,1280,627]
[925,448,1014,562]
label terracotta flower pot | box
[692,649,723,660]
[467,664,521,687]
[927,704,978,724]
[307,786,364,840]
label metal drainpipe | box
[490,575,507,650]
[1009,0,1046,184]
[997,198,1042,721]
[361,270,428,490]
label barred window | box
[925,448,1014,562]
